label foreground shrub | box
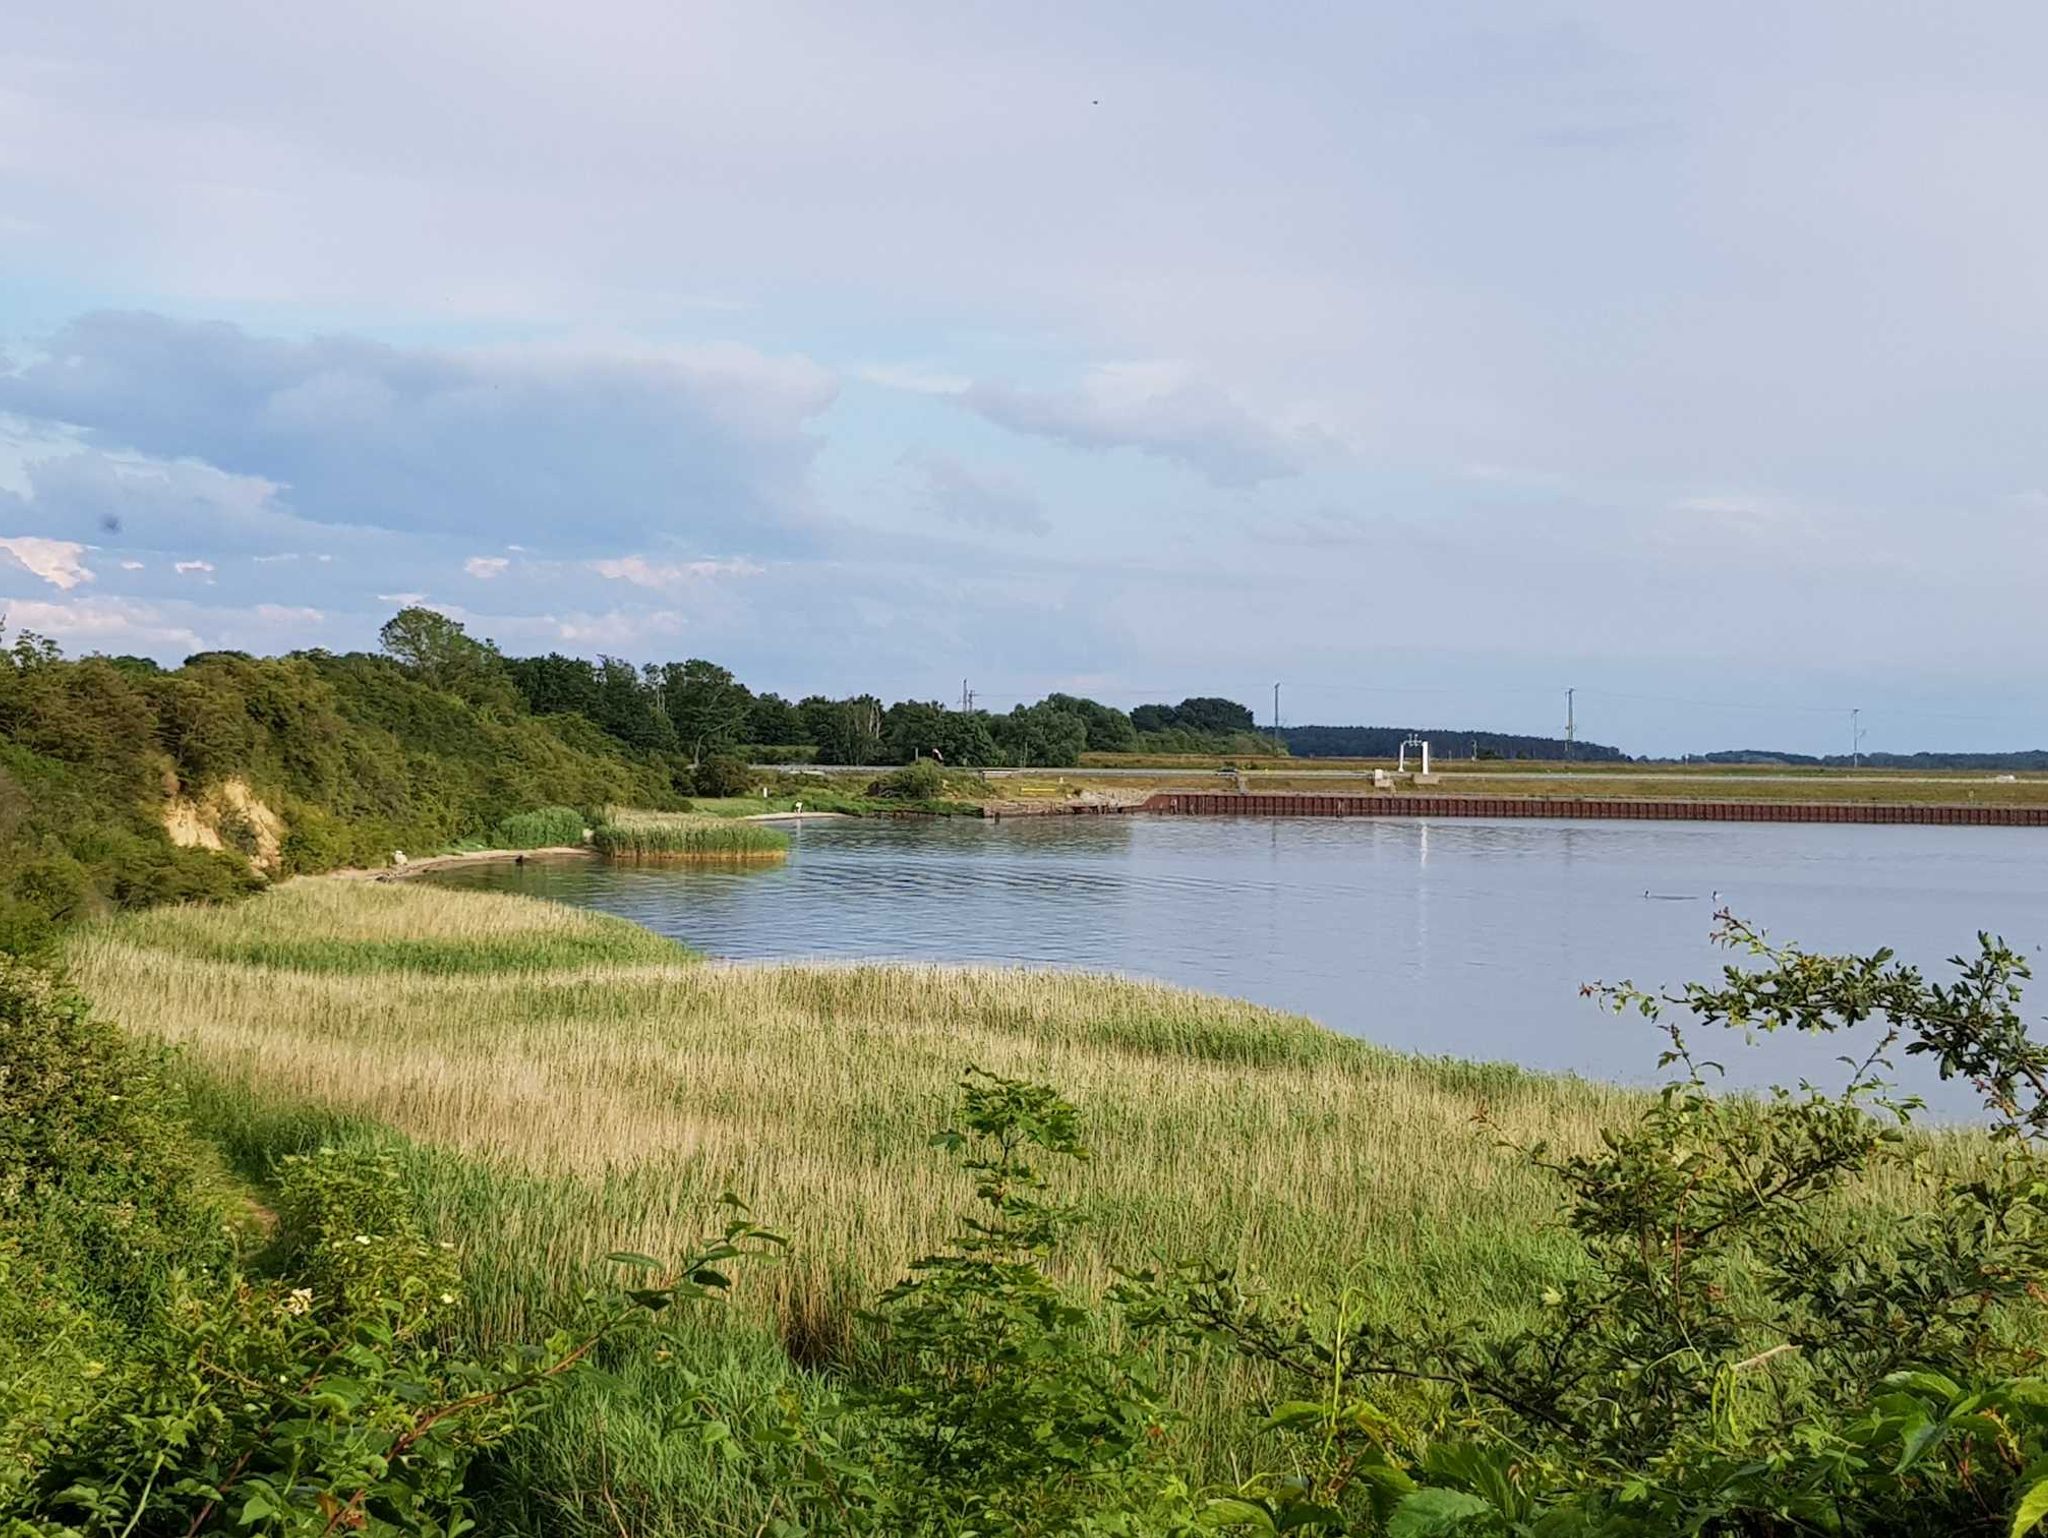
[1127,917,2048,1536]
[0,959,231,1516]
[0,955,781,1535]
[0,959,225,1323]
[777,1069,1198,1536]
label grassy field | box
[1042,757,2048,809]
[63,880,1998,1529]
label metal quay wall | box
[1135,792,2048,827]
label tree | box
[505,652,603,719]
[376,607,516,710]
[747,692,808,746]
[1044,693,1138,754]
[800,694,885,765]
[589,656,675,752]
[883,701,1000,766]
[1170,696,1255,735]
[659,660,753,763]
[992,701,1087,767]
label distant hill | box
[1694,749,2048,771]
[1281,725,1626,762]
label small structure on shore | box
[1397,737,1436,782]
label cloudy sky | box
[3,3,2044,754]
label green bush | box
[0,959,229,1323]
[830,1071,1185,1533]
[691,754,755,799]
[1124,918,2048,1536]
[868,758,945,801]
[0,954,777,1534]
[494,805,588,849]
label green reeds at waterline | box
[591,809,790,861]
[492,804,589,849]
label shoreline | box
[326,845,597,882]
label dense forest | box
[1281,724,1626,761]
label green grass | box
[88,879,693,974]
[592,808,791,860]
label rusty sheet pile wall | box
[1136,793,2048,827]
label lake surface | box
[432,815,2048,1109]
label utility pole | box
[1851,708,1863,769]
[1565,687,1575,761]
[1272,683,1282,753]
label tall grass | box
[592,807,790,860]
[492,805,588,849]
[69,881,1971,1531]
[96,878,693,973]
[69,882,1619,1513]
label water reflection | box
[431,815,2048,1112]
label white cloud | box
[464,555,510,578]
[589,554,764,589]
[0,595,201,652]
[553,608,687,646]
[173,559,215,576]
[0,535,94,589]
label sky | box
[2,2,2045,757]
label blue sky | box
[3,2,2045,755]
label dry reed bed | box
[69,882,1641,1346]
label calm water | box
[431,816,2048,1107]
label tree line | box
[379,606,1280,768]
[1281,724,1626,761]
